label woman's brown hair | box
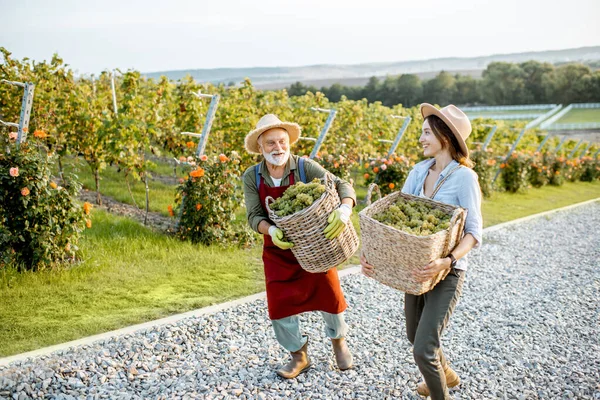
[425,115,474,168]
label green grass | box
[557,108,600,123]
[481,180,600,227]
[0,210,264,357]
[1,180,599,357]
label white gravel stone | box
[1,203,599,399]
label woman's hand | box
[413,257,451,283]
[360,253,375,277]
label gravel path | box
[2,203,599,399]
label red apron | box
[259,173,347,320]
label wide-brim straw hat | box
[244,114,301,154]
[420,103,472,156]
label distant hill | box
[143,46,600,89]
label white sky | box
[1,0,599,75]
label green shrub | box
[312,153,356,184]
[0,137,86,270]
[363,154,413,196]
[500,151,531,193]
[580,156,600,182]
[564,158,583,182]
[527,152,550,188]
[547,154,565,186]
[171,151,255,247]
[471,148,498,198]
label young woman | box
[361,104,483,399]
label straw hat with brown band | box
[244,114,301,154]
[420,103,472,157]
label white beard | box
[263,149,290,166]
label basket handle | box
[366,183,382,206]
[265,195,276,216]
[444,208,467,255]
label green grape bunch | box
[373,198,451,236]
[270,178,327,217]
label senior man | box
[242,114,356,379]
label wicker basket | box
[359,184,467,295]
[265,173,360,273]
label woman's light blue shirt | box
[401,158,483,270]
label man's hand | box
[323,204,352,240]
[268,225,294,250]
[412,257,452,283]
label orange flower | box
[364,163,370,169]
[50,182,58,189]
[512,153,518,159]
[363,173,370,179]
[21,187,30,196]
[373,167,380,173]
[196,203,203,211]
[179,156,187,162]
[190,168,205,178]
[186,141,195,149]
[486,159,496,166]
[167,204,174,216]
[85,219,92,229]
[333,162,339,168]
[200,154,208,161]
[500,163,506,169]
[388,183,395,189]
[33,130,47,139]
[219,154,228,162]
[83,202,93,215]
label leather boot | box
[416,365,461,397]
[331,337,353,370]
[276,339,311,379]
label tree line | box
[286,61,600,107]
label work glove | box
[268,225,294,250]
[323,204,352,240]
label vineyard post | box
[377,115,411,158]
[195,93,220,157]
[0,79,35,145]
[553,136,569,154]
[568,139,583,159]
[493,104,562,182]
[493,127,526,182]
[110,71,118,116]
[578,142,592,160]
[176,92,220,230]
[536,134,551,152]
[304,107,336,159]
[180,92,220,157]
[482,124,498,151]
